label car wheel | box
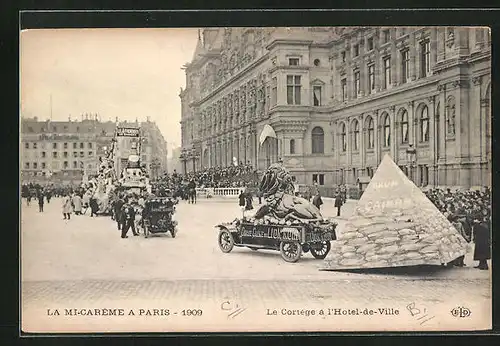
[218,229,234,253]
[280,241,302,263]
[310,241,331,259]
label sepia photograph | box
[20,26,491,333]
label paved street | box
[21,197,491,332]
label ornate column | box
[374,110,380,164]
[390,106,397,159]
[471,76,482,161]
[407,100,415,146]
[430,28,438,68]
[427,96,436,185]
[333,120,340,184]
[374,45,382,92]
[221,139,225,167]
[437,27,446,61]
[346,116,352,183]
[240,85,247,124]
[253,129,258,168]
[410,31,418,81]
[481,97,490,186]
[437,84,447,163]
[244,132,249,164]
[452,80,466,160]
[360,113,366,175]
[391,29,398,86]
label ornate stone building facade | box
[21,116,169,183]
[180,27,491,188]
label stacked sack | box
[323,205,468,269]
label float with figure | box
[215,163,337,263]
[81,145,118,216]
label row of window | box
[292,106,431,155]
[24,162,94,170]
[25,126,109,134]
[342,29,404,62]
[340,40,431,101]
[269,75,324,107]
[24,142,94,150]
[287,57,322,67]
[312,164,429,187]
[25,151,94,159]
[271,41,430,109]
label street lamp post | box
[179,153,187,176]
[191,149,197,173]
[406,144,417,183]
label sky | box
[20,28,199,152]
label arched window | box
[290,139,296,154]
[352,120,360,151]
[383,114,391,147]
[341,123,347,152]
[400,110,409,144]
[311,126,324,154]
[420,105,429,142]
[366,116,374,149]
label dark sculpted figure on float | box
[254,164,323,222]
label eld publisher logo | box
[451,307,471,318]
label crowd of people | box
[22,177,491,269]
[173,163,258,189]
[424,187,491,270]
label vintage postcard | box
[20,26,491,333]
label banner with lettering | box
[116,127,140,137]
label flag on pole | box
[259,124,277,146]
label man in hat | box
[473,213,491,270]
[334,191,344,217]
[121,197,139,238]
[113,194,125,231]
[312,190,323,211]
[37,190,45,212]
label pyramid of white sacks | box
[321,154,468,270]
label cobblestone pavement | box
[20,197,491,332]
[23,278,490,306]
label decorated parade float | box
[216,163,337,263]
[320,154,469,271]
[117,148,152,196]
[82,125,152,215]
[83,147,118,215]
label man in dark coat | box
[334,192,343,217]
[121,200,139,238]
[238,190,246,216]
[244,190,254,211]
[37,191,45,212]
[89,197,99,217]
[113,196,125,230]
[473,215,491,270]
[45,189,52,203]
[312,191,323,210]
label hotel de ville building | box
[179,27,491,189]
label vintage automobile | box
[141,196,178,238]
[215,163,338,263]
[216,217,336,263]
